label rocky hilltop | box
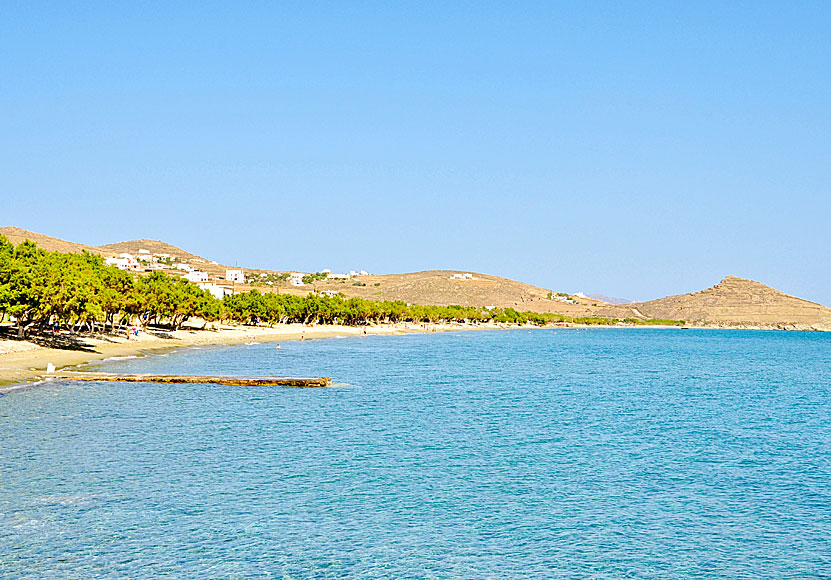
[603,276,831,330]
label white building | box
[106,255,144,271]
[105,257,132,270]
[198,282,234,300]
[288,272,305,286]
[327,273,350,280]
[451,273,474,280]
[226,269,245,283]
[184,271,209,283]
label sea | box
[1,328,830,579]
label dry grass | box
[597,276,831,328]
[0,226,104,255]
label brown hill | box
[96,239,233,280]
[0,228,212,264]
[306,270,577,310]
[264,269,609,317]
[0,226,104,255]
[97,239,210,263]
[0,228,232,280]
[601,276,831,330]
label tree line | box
[0,236,220,338]
[0,235,682,338]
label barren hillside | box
[299,270,602,312]
[0,229,234,281]
[0,226,104,255]
[97,239,210,263]
[600,276,831,330]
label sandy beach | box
[0,321,760,392]
[0,321,505,390]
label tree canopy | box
[0,235,218,337]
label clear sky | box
[2,2,829,304]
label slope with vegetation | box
[267,269,607,314]
[3,227,827,331]
[0,236,220,338]
[0,234,681,339]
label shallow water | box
[2,328,830,578]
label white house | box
[327,272,350,280]
[226,269,245,283]
[551,295,574,304]
[105,257,132,270]
[288,272,305,286]
[184,271,209,283]
[198,282,234,299]
[451,273,474,280]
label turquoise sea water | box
[1,328,830,578]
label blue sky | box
[2,2,829,304]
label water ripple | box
[1,329,830,578]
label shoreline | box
[1,322,823,392]
[0,321,504,391]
